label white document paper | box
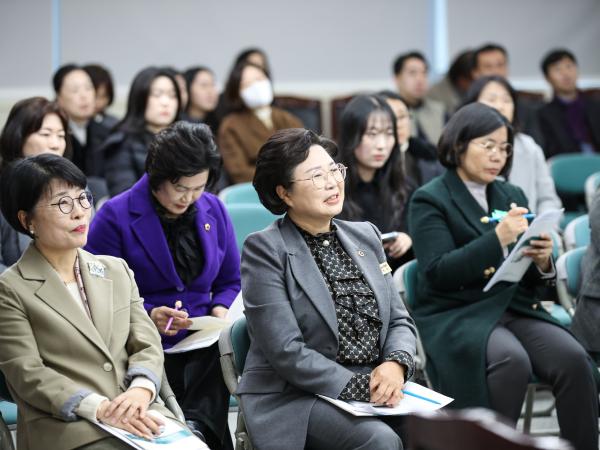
[483,209,564,292]
[317,381,453,416]
[96,413,208,450]
[164,292,245,354]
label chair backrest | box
[556,246,587,316]
[563,214,590,251]
[407,408,573,450]
[218,317,250,396]
[226,204,280,251]
[219,183,260,205]
[548,154,600,196]
[402,260,419,311]
[330,94,356,141]
[273,95,322,134]
[584,171,600,210]
[549,229,564,260]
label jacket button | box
[483,269,491,277]
[532,303,538,310]
[489,267,496,274]
[103,362,113,372]
[176,286,184,292]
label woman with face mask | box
[102,67,180,197]
[218,62,302,185]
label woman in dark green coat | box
[408,103,598,450]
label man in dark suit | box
[538,48,600,158]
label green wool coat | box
[408,169,561,409]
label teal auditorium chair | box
[219,183,261,206]
[219,317,253,450]
[0,372,16,450]
[584,171,600,211]
[563,214,590,251]
[547,154,600,228]
[556,247,587,317]
[226,204,280,252]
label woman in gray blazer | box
[237,128,417,450]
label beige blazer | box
[0,244,169,450]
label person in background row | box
[0,97,71,272]
[409,103,598,450]
[0,154,174,450]
[427,49,474,114]
[102,66,180,197]
[392,51,446,146]
[239,128,417,450]
[463,75,562,215]
[83,63,119,130]
[87,122,239,450]
[471,43,543,144]
[337,95,414,271]
[182,66,220,132]
[538,48,600,158]
[378,90,445,187]
[218,61,302,184]
[53,64,111,179]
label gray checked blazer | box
[237,215,417,450]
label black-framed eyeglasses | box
[290,163,347,189]
[48,191,94,214]
[473,140,513,158]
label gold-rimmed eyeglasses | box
[473,140,513,158]
[290,163,347,189]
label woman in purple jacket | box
[86,121,240,450]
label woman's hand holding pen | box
[495,206,529,247]
[150,306,192,336]
[522,232,553,272]
[384,232,412,258]
[369,362,405,407]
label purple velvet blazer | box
[86,174,241,348]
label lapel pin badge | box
[88,261,105,278]
[357,250,365,257]
[204,223,211,231]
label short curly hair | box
[253,128,337,215]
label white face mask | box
[240,79,273,109]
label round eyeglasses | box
[48,191,94,214]
[291,163,347,189]
[473,140,513,158]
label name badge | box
[380,262,392,275]
[88,261,106,278]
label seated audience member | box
[408,103,598,450]
[53,64,110,178]
[83,63,119,129]
[392,51,446,146]
[238,128,417,450]
[571,189,600,363]
[218,62,302,184]
[379,90,445,186]
[86,121,239,450]
[538,49,600,157]
[102,66,180,197]
[427,49,474,114]
[337,95,414,271]
[182,66,219,132]
[463,76,562,214]
[471,43,543,143]
[0,154,171,449]
[0,97,71,272]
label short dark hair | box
[472,43,508,69]
[462,75,520,128]
[0,97,72,169]
[393,51,428,76]
[83,64,115,107]
[448,50,474,84]
[145,121,221,191]
[0,154,87,237]
[116,66,181,135]
[223,62,270,113]
[253,128,337,215]
[540,48,577,76]
[438,103,514,177]
[233,47,271,78]
[52,64,83,94]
